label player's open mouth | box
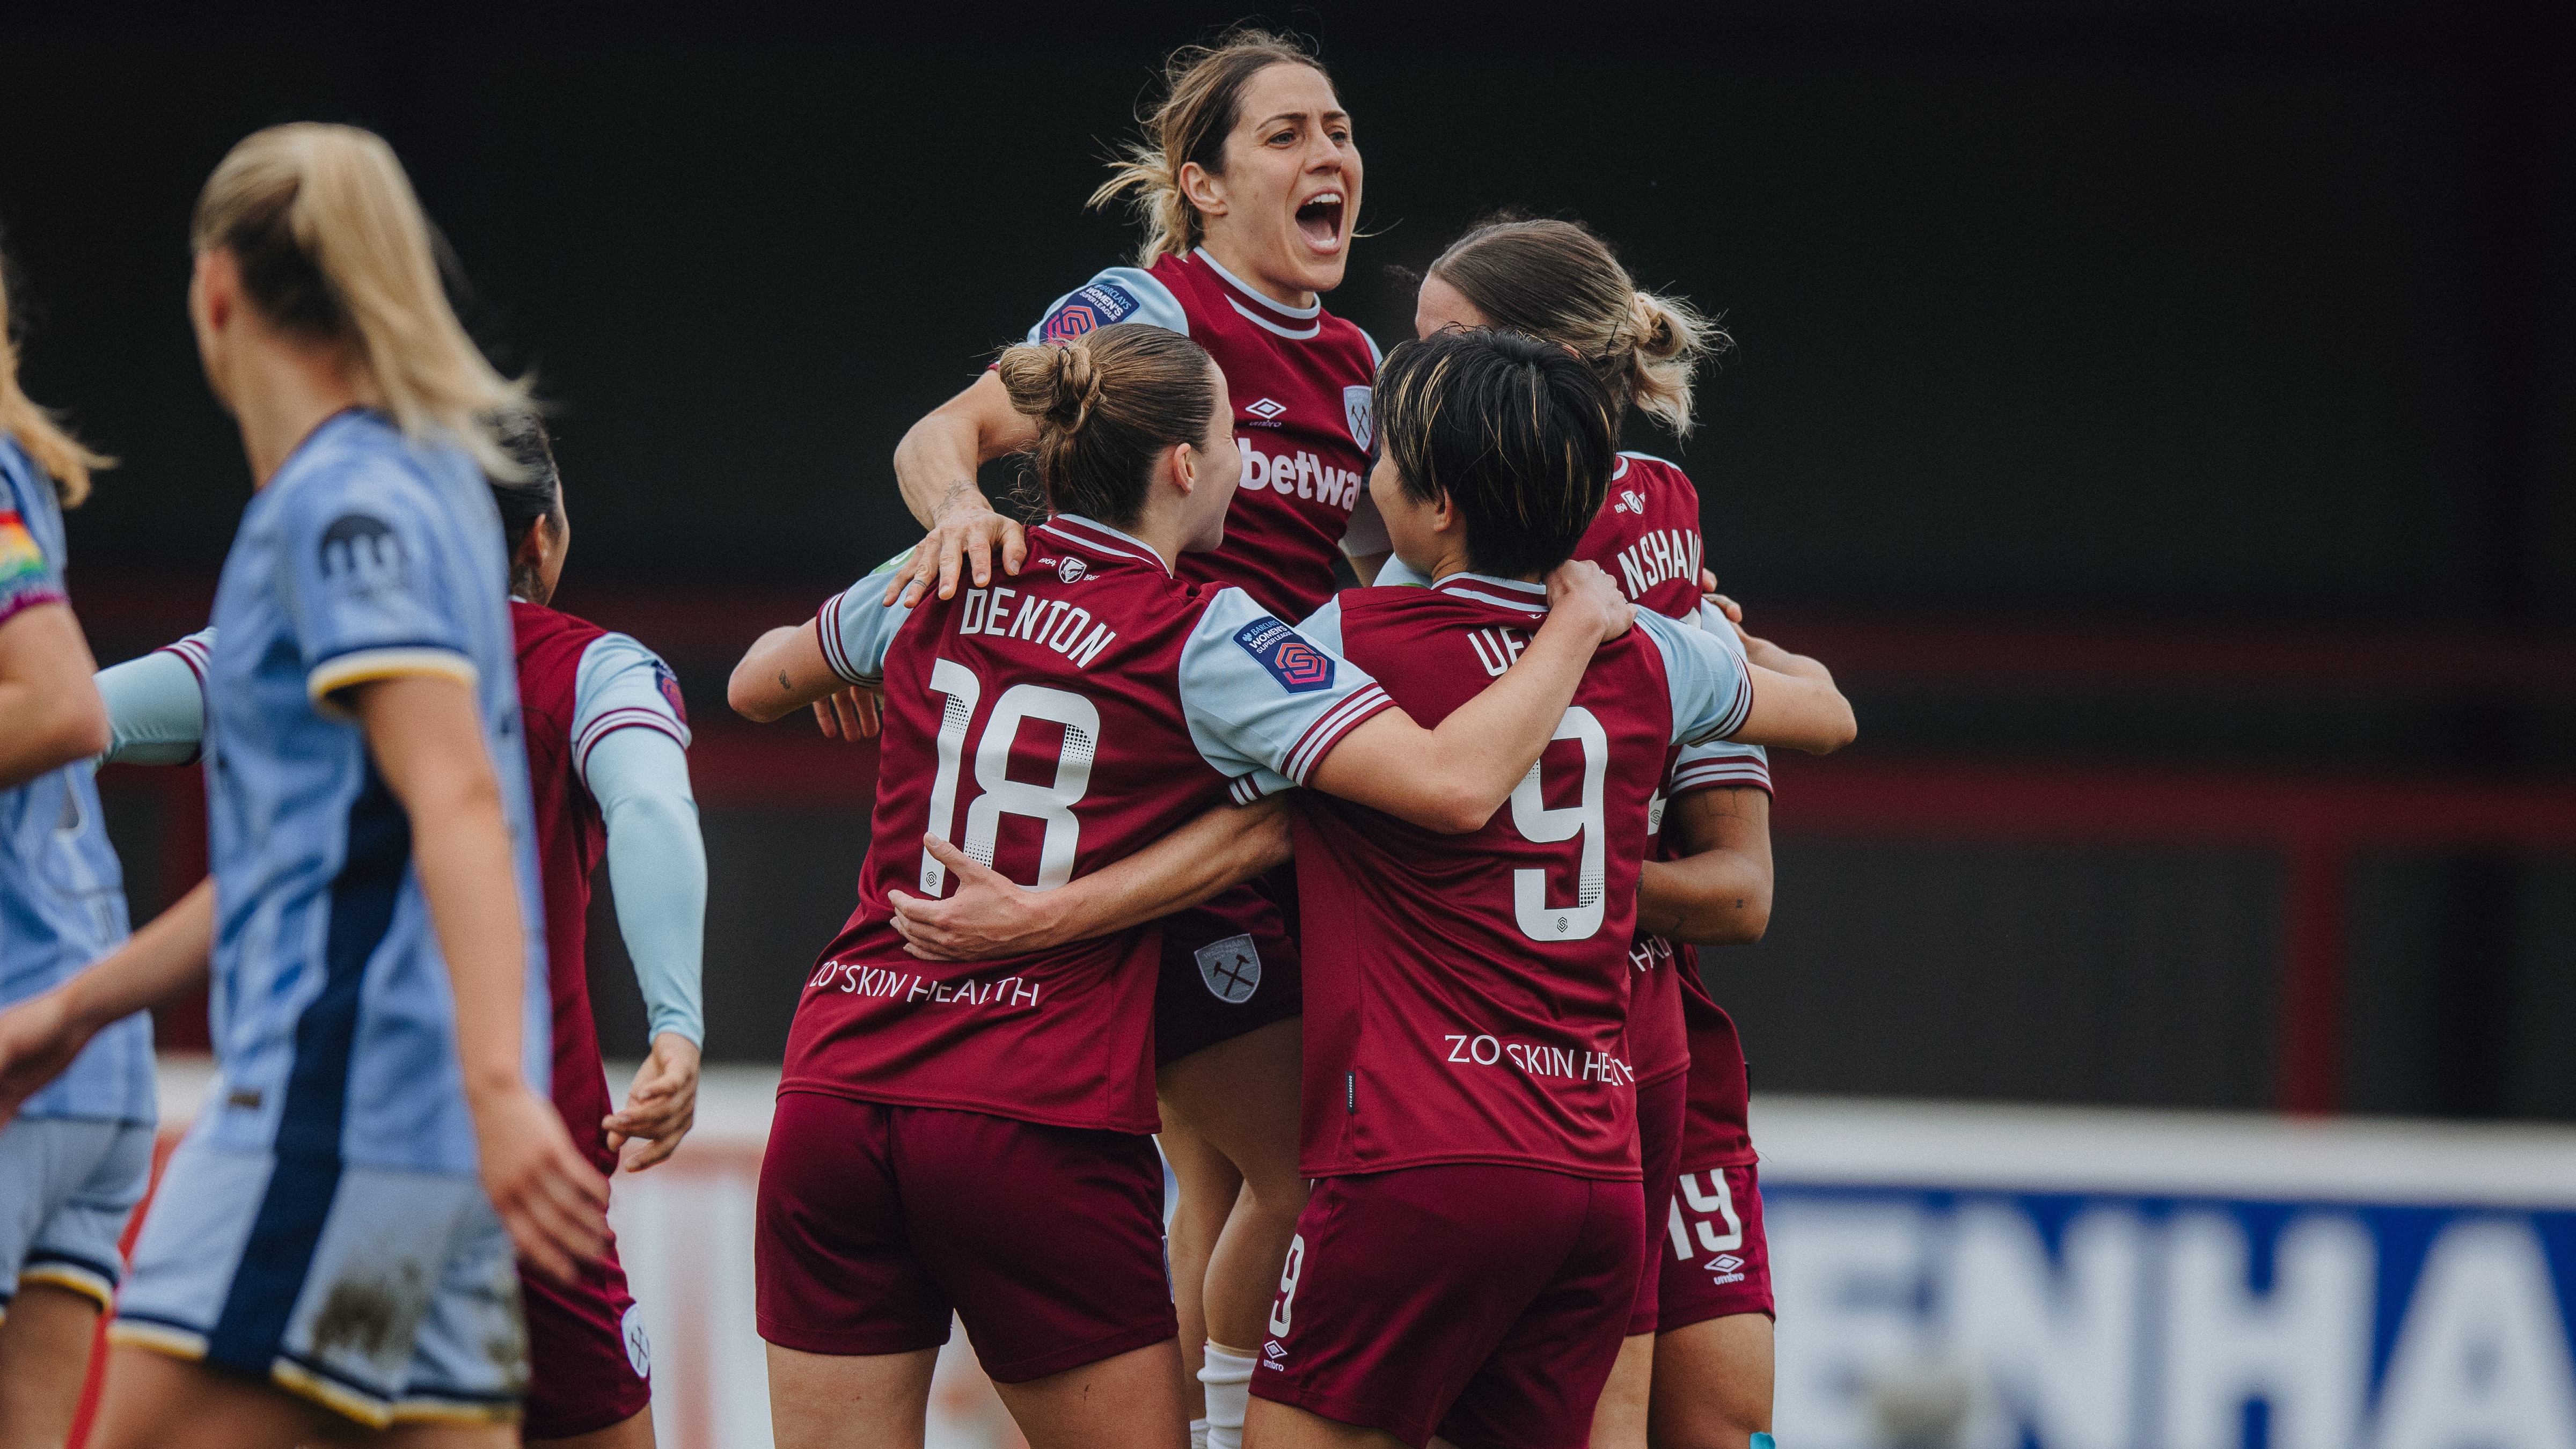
[1295,191,1345,252]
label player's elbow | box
[51,689,112,767]
[1678,876,1773,947]
[1796,698,1857,756]
[726,660,788,723]
[1418,782,1501,836]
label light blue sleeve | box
[586,727,706,1048]
[571,632,693,768]
[0,449,68,626]
[96,631,214,766]
[1664,601,1769,792]
[1371,553,1433,588]
[1180,588,1394,802]
[1297,595,1346,654]
[286,464,478,707]
[1027,267,1191,343]
[1637,609,1754,747]
[814,558,923,685]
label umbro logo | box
[1245,397,1287,421]
[1265,1342,1285,1359]
[1712,1253,1744,1273]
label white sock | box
[1190,1419,1211,1449]
[1199,1341,1256,1449]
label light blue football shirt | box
[194,412,547,1174]
[0,437,151,1126]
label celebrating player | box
[0,123,606,1447]
[884,327,1851,1448]
[730,321,1635,1449]
[92,415,705,1448]
[0,245,150,1449]
[1410,217,1789,1449]
[880,29,1379,1443]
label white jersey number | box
[1510,707,1608,942]
[921,659,1099,894]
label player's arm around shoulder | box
[1308,559,1635,833]
[1644,608,1856,757]
[730,562,912,724]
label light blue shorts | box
[0,1116,153,1316]
[111,1137,525,1429]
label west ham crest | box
[1196,934,1262,1003]
[1343,385,1373,451]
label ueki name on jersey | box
[1241,441,1363,511]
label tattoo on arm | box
[779,669,794,693]
[930,479,984,525]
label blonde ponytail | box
[0,252,112,506]
[1429,216,1732,438]
[1622,288,1719,437]
[1090,27,1329,267]
[192,124,529,478]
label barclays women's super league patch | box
[1234,617,1335,692]
[1041,282,1142,344]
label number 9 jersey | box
[1289,572,1756,1183]
[784,514,1396,1134]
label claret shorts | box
[755,1091,1176,1383]
[1250,1162,1645,1449]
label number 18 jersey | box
[785,515,1395,1134]
[1291,575,1756,1182]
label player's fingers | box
[625,1133,682,1172]
[920,833,989,880]
[856,689,883,739]
[935,534,966,602]
[1000,521,1029,576]
[508,1213,577,1285]
[1713,593,1744,624]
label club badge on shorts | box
[1196,934,1262,1004]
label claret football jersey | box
[1027,248,1382,621]
[784,514,1394,1134]
[1289,573,1755,1181]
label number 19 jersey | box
[1291,575,1756,1182]
[786,515,1395,1134]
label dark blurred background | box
[8,1,2570,1118]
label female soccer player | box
[883,327,1850,1448]
[730,321,1635,1449]
[0,248,151,1449]
[92,415,705,1449]
[0,123,606,1448]
[1410,216,1788,1449]
[880,30,1379,1442]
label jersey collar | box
[1193,247,1324,341]
[1036,514,1172,576]
[1429,572,1550,616]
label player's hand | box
[469,1080,609,1285]
[886,836,1065,961]
[1697,568,1746,627]
[605,1032,700,1173]
[883,502,1027,608]
[0,989,87,1129]
[1544,559,1635,643]
[811,685,882,741]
